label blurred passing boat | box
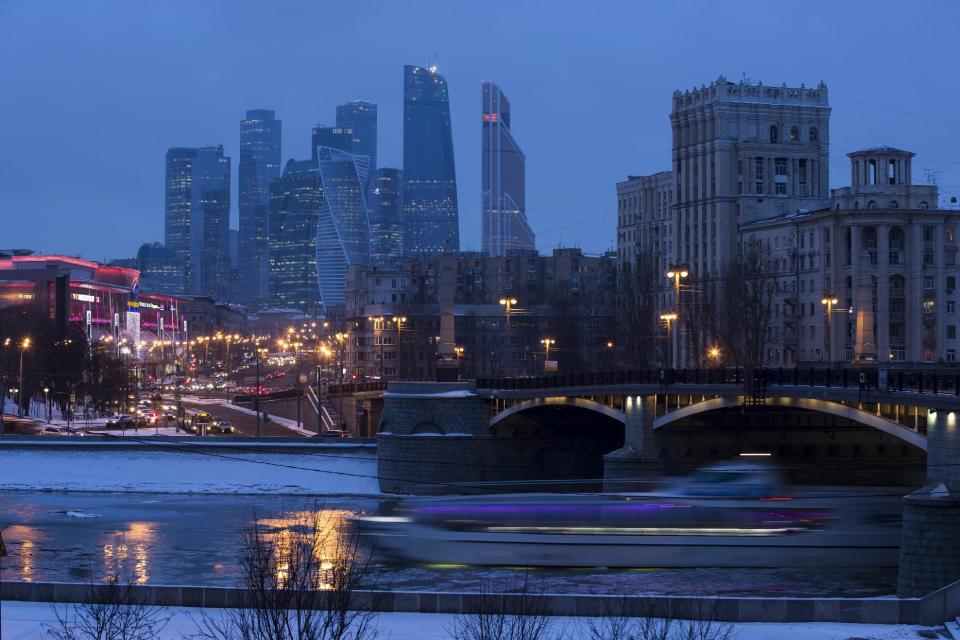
[355,463,900,568]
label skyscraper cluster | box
[151,65,536,316]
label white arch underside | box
[652,396,926,451]
[490,396,626,426]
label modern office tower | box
[370,168,403,265]
[336,101,377,177]
[136,242,183,294]
[164,147,197,290]
[315,146,370,309]
[188,145,232,298]
[238,109,281,307]
[269,148,370,315]
[164,145,231,297]
[481,81,535,257]
[402,64,459,256]
[268,159,324,315]
[312,125,353,155]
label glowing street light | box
[499,298,518,330]
[660,313,678,369]
[821,294,840,363]
[18,337,30,417]
[540,338,556,360]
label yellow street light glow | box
[660,312,678,321]
[499,298,517,305]
[821,296,839,305]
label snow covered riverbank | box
[0,602,936,639]
[0,447,380,495]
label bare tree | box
[44,574,170,640]
[190,507,378,640]
[616,254,660,370]
[711,241,777,369]
[580,596,736,640]
[446,573,560,640]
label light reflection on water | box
[4,524,48,582]
[101,521,157,584]
[254,509,352,590]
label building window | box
[868,159,877,185]
[798,159,808,196]
[790,126,799,141]
[949,349,957,363]
[809,127,818,141]
[737,160,743,194]
[769,126,778,143]
[888,159,897,185]
[949,325,957,340]
[888,200,899,209]
[948,276,956,291]
[754,157,764,195]
[948,300,956,313]
[868,200,878,209]
[774,158,787,195]
[919,201,930,210]
[924,276,934,290]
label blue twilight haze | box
[0,1,958,260]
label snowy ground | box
[0,447,380,495]
[0,602,938,639]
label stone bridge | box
[376,368,960,597]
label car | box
[38,426,66,435]
[315,429,348,438]
[209,419,235,434]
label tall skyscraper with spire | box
[402,64,459,256]
[481,81,534,257]
[238,109,281,307]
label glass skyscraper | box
[136,242,182,294]
[238,109,281,308]
[268,159,324,314]
[269,145,370,315]
[312,125,354,155]
[315,146,370,309]
[370,167,403,265]
[336,101,377,180]
[482,81,535,257]
[188,145,231,298]
[164,145,231,297]
[402,64,459,256]
[163,147,196,292]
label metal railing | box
[476,367,960,397]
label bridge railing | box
[476,367,960,397]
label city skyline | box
[3,2,958,263]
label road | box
[175,398,309,438]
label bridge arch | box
[490,396,626,427]
[652,396,927,451]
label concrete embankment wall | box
[5,579,960,625]
[0,436,376,454]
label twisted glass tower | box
[482,81,534,257]
[402,64,459,256]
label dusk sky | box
[1,0,958,262]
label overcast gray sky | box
[1,0,958,262]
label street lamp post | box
[391,316,406,380]
[540,338,555,371]
[18,338,30,417]
[0,337,10,436]
[821,295,839,364]
[499,298,518,376]
[665,266,688,367]
[660,313,678,369]
[43,386,50,422]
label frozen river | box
[0,490,898,597]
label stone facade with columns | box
[743,147,956,367]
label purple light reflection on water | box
[416,502,691,514]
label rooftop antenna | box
[428,51,440,73]
[924,169,939,186]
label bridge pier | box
[603,395,661,491]
[899,409,960,597]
